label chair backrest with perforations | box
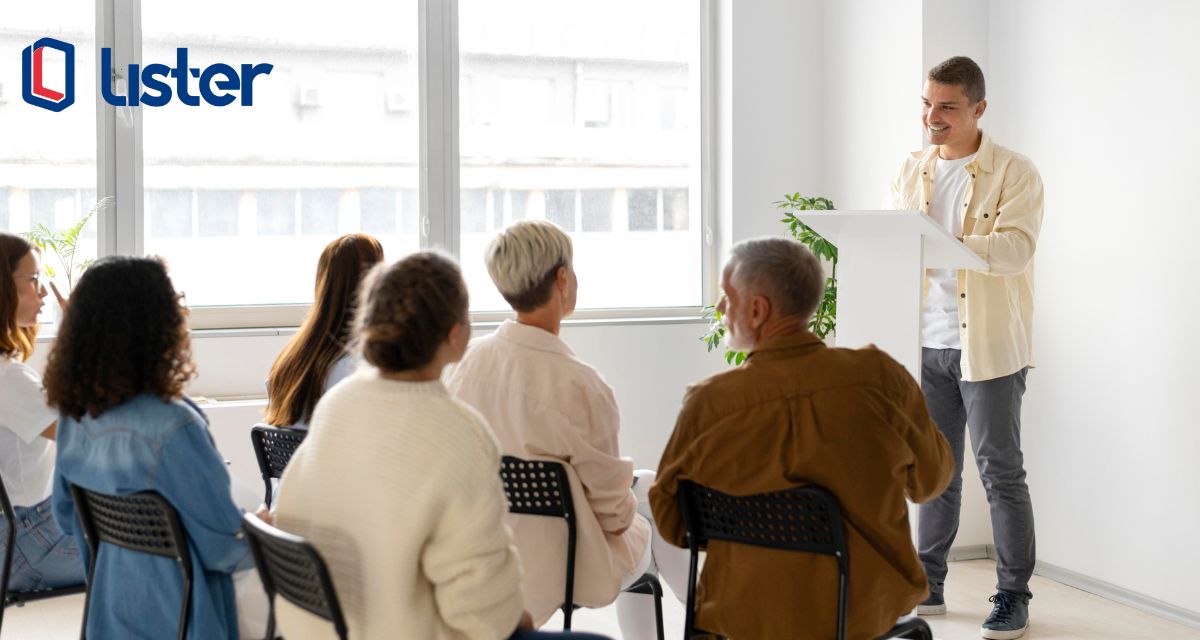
[498,455,582,628]
[679,481,847,560]
[250,424,307,506]
[498,456,574,519]
[242,513,348,640]
[678,481,851,639]
[70,485,193,640]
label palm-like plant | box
[24,197,113,292]
[702,193,837,365]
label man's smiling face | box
[922,80,986,155]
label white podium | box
[795,210,987,383]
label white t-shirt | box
[921,152,977,350]
[0,355,58,507]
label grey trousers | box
[918,348,1036,598]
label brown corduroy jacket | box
[650,332,953,640]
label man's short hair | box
[485,220,574,312]
[729,237,824,320]
[928,56,986,104]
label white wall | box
[822,0,923,210]
[987,0,1200,615]
[718,0,825,258]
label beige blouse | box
[274,370,525,639]
[446,320,650,624]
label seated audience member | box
[649,237,955,640]
[447,221,688,639]
[0,233,84,593]
[265,233,384,430]
[44,256,268,639]
[274,252,607,640]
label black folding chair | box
[499,456,665,640]
[70,485,192,640]
[0,476,85,634]
[250,424,307,507]
[678,481,932,640]
[242,513,348,640]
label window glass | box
[141,0,419,306]
[459,0,701,310]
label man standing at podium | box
[889,56,1044,640]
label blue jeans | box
[2,496,86,592]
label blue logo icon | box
[22,37,75,112]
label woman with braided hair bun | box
[273,251,608,640]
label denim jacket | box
[52,395,249,639]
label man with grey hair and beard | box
[649,237,954,640]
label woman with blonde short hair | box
[448,221,689,640]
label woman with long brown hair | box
[265,233,384,429]
[44,255,266,639]
[0,232,84,594]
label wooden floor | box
[3,559,1198,639]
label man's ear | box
[974,98,988,120]
[749,294,772,328]
[556,265,569,291]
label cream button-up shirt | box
[891,131,1045,381]
[446,320,651,624]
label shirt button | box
[983,213,989,218]
[961,323,967,328]
[960,293,966,299]
[971,173,976,178]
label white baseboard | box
[1033,559,1200,631]
[947,545,1200,630]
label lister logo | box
[21,38,273,110]
[22,37,75,112]
[101,48,273,107]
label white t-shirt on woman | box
[0,355,58,507]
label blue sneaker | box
[916,591,946,615]
[980,591,1030,639]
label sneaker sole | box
[916,603,947,615]
[980,623,1028,639]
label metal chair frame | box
[250,424,307,507]
[70,485,192,640]
[500,456,664,640]
[242,513,349,640]
[678,481,932,640]
[0,475,85,635]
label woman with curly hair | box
[44,256,266,640]
[0,232,84,594]
[273,252,608,640]
[265,233,384,430]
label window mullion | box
[418,0,460,257]
[95,0,116,257]
[107,0,142,256]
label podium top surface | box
[795,210,987,270]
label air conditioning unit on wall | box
[385,90,409,113]
[296,85,321,108]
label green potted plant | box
[23,197,113,294]
[702,194,837,365]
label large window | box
[458,0,703,311]
[139,0,420,307]
[0,5,98,305]
[8,1,707,326]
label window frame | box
[95,0,716,330]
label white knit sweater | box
[274,368,524,640]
